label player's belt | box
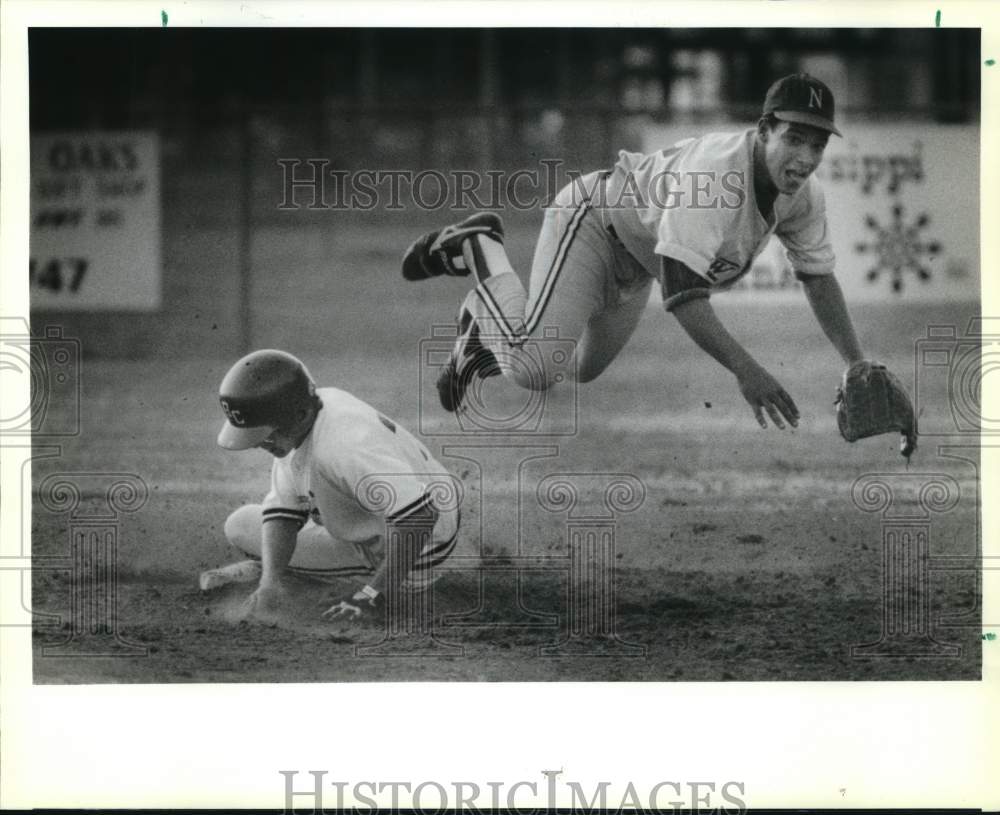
[606,222,643,270]
[603,164,641,252]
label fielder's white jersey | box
[262,387,451,542]
[605,128,835,287]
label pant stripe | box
[475,284,521,345]
[524,198,591,334]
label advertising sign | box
[643,123,979,301]
[30,131,162,311]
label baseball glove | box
[835,360,918,459]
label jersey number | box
[705,256,739,282]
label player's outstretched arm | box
[241,517,299,618]
[370,518,425,596]
[798,273,864,365]
[662,256,798,429]
[322,501,434,622]
[671,296,799,429]
[320,524,422,621]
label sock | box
[462,235,516,285]
[462,273,528,372]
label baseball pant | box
[224,504,458,588]
[465,171,654,387]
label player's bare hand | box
[321,590,384,622]
[240,583,285,620]
[737,365,799,429]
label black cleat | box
[402,213,504,281]
[436,307,502,412]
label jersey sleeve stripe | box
[663,286,711,312]
[287,564,376,579]
[262,507,310,527]
[413,523,460,568]
[385,492,435,524]
[793,267,835,280]
[417,532,458,559]
[411,550,453,571]
[655,241,712,278]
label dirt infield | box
[27,222,981,682]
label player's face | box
[256,408,316,458]
[761,121,830,194]
[256,428,297,458]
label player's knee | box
[574,345,619,383]
[499,348,570,391]
[504,365,557,391]
[575,359,611,383]
[224,504,262,556]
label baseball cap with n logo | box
[763,73,842,137]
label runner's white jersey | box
[605,128,835,287]
[262,387,449,542]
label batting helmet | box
[217,349,318,450]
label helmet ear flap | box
[290,395,320,430]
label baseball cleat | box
[199,559,262,591]
[436,307,501,412]
[402,212,505,281]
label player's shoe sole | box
[436,306,502,412]
[199,559,263,591]
[402,212,505,281]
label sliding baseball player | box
[201,349,461,620]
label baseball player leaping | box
[203,350,460,621]
[403,74,866,429]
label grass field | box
[29,222,982,682]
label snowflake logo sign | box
[854,203,942,293]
